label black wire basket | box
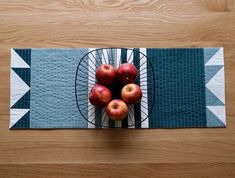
[75,48,155,128]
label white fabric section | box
[10,69,30,107]
[11,49,30,68]
[116,48,121,67]
[115,48,122,127]
[87,48,96,128]
[102,48,108,64]
[10,109,29,128]
[206,48,224,66]
[115,120,122,127]
[206,67,225,104]
[101,108,109,127]
[101,49,109,127]
[140,48,149,128]
[207,106,226,124]
[127,49,135,128]
[128,105,135,128]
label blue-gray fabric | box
[30,49,88,128]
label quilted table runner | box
[10,48,226,129]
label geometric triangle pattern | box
[11,91,30,109]
[12,68,30,86]
[11,111,30,129]
[10,49,31,129]
[10,69,30,107]
[206,88,224,106]
[14,48,31,66]
[206,48,224,66]
[11,49,30,68]
[206,108,226,127]
[205,65,223,84]
[204,48,220,65]
[10,109,29,128]
[204,47,226,127]
[206,67,225,104]
[207,106,226,125]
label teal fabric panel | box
[147,48,206,128]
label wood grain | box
[0,0,235,177]
[0,163,235,178]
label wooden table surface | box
[0,0,235,177]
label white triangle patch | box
[206,48,224,66]
[10,109,29,128]
[207,106,226,125]
[206,67,225,104]
[11,49,30,68]
[10,69,30,107]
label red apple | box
[96,64,116,85]
[121,84,142,104]
[106,99,128,121]
[116,63,138,84]
[89,84,112,106]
